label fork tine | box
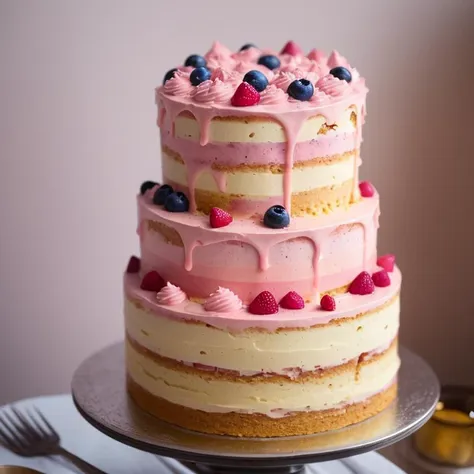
[9,407,38,440]
[3,409,34,440]
[32,406,57,438]
[0,412,27,449]
[25,407,49,438]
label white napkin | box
[0,395,406,474]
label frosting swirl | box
[310,89,331,106]
[316,74,350,97]
[205,41,233,62]
[211,67,242,84]
[327,50,350,69]
[232,47,261,62]
[163,70,193,96]
[204,287,243,313]
[260,84,288,105]
[271,71,296,91]
[307,48,327,63]
[191,79,234,104]
[156,282,187,306]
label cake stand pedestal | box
[71,343,439,474]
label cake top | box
[157,40,367,110]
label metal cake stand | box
[71,343,439,474]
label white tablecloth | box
[0,395,406,474]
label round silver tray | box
[71,343,439,474]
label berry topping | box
[258,55,281,70]
[280,41,303,56]
[153,184,174,205]
[231,82,260,107]
[359,181,375,198]
[210,207,233,228]
[248,291,279,315]
[184,54,207,68]
[140,271,165,292]
[240,43,257,51]
[372,269,391,288]
[243,70,268,92]
[190,67,211,86]
[329,66,352,83]
[349,271,375,295]
[164,192,190,212]
[377,254,396,272]
[163,68,178,85]
[287,79,314,101]
[126,255,140,274]
[280,291,305,310]
[263,205,290,229]
[140,180,158,195]
[320,294,336,311]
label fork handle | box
[56,446,108,474]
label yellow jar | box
[413,385,474,467]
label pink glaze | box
[124,266,401,331]
[156,282,187,306]
[204,287,243,313]
[136,192,379,302]
[156,44,367,214]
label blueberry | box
[165,192,190,212]
[240,43,256,51]
[190,67,211,86]
[257,55,281,71]
[184,54,207,68]
[163,68,178,85]
[329,66,352,83]
[140,180,158,195]
[263,205,290,229]
[153,184,174,205]
[287,79,314,101]
[243,70,268,92]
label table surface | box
[0,395,408,474]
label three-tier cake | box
[124,40,401,438]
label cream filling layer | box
[125,296,399,374]
[174,108,356,143]
[126,340,400,416]
[162,152,356,197]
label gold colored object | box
[413,385,474,467]
[0,467,45,474]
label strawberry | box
[279,291,305,310]
[359,181,375,198]
[280,40,303,56]
[248,291,279,315]
[372,269,391,288]
[140,271,165,292]
[231,82,260,107]
[349,271,375,295]
[320,294,336,311]
[126,255,140,274]
[377,254,396,272]
[210,207,233,228]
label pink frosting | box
[316,74,350,97]
[271,71,296,91]
[163,70,193,96]
[156,282,187,306]
[204,287,243,313]
[310,89,331,106]
[232,47,261,62]
[191,79,234,105]
[205,41,233,61]
[259,84,288,105]
[307,49,327,63]
[210,67,241,84]
[328,50,350,69]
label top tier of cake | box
[156,41,368,217]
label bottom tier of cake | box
[126,337,399,437]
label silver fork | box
[0,405,106,474]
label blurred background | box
[0,0,473,405]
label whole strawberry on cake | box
[124,40,401,438]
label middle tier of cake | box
[137,187,379,304]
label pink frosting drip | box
[204,287,243,313]
[259,84,288,105]
[191,79,234,104]
[163,70,193,96]
[156,282,187,306]
[316,74,350,97]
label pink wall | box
[1,0,473,404]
